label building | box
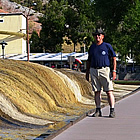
[0,12,27,55]
[6,52,88,71]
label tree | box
[30,31,42,53]
[120,0,140,63]
[32,0,43,12]
[92,0,140,64]
[64,6,83,52]
[39,0,66,52]
[64,0,95,51]
[39,0,95,52]
[93,0,133,30]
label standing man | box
[86,28,117,118]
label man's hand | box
[112,71,116,80]
[112,57,117,80]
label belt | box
[92,66,107,69]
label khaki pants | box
[90,67,114,92]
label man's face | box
[94,33,104,43]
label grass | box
[113,80,140,85]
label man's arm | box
[86,60,91,81]
[112,57,117,80]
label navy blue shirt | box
[88,42,116,68]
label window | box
[0,19,4,23]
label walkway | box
[52,89,140,140]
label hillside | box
[0,59,96,138]
[0,0,42,35]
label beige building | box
[0,13,27,55]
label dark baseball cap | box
[92,28,105,36]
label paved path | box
[52,90,140,140]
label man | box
[86,28,117,118]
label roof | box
[0,12,25,17]
[1,52,133,63]
[4,52,88,62]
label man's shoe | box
[91,108,102,117]
[109,108,115,118]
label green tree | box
[92,0,140,64]
[39,0,66,52]
[32,0,43,12]
[120,0,140,63]
[64,0,95,51]
[64,6,83,52]
[93,0,133,30]
[39,0,94,52]
[30,31,42,53]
